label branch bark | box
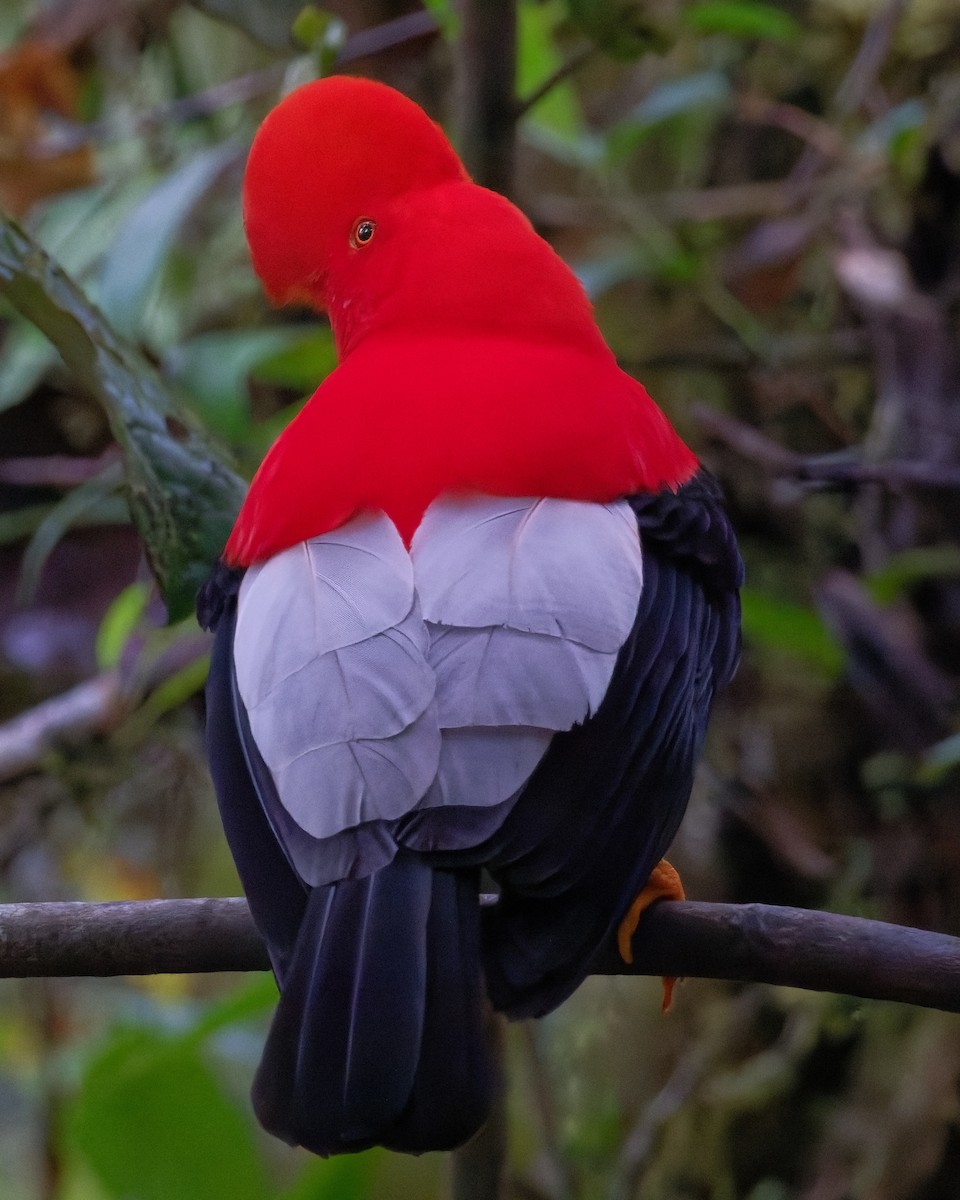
[1,898,958,1014]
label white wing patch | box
[412,495,642,650]
[411,495,644,814]
[233,497,644,875]
[235,512,440,843]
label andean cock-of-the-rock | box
[197,74,743,1158]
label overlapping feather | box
[232,496,645,868]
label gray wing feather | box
[234,512,440,841]
[411,496,644,818]
[412,495,642,650]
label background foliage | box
[0,0,959,1197]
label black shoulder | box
[628,468,744,594]
[197,560,245,632]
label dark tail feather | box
[252,855,494,1156]
[383,868,497,1154]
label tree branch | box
[1,898,958,1013]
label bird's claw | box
[617,859,685,1012]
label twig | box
[694,406,960,492]
[788,0,907,193]
[1,899,959,1015]
[514,46,594,120]
[0,632,210,783]
[607,1034,715,1200]
[519,1023,577,1200]
[0,674,124,783]
[39,12,441,153]
[0,449,121,488]
[736,93,846,161]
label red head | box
[242,76,606,358]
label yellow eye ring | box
[350,218,377,248]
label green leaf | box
[420,0,458,39]
[918,734,960,785]
[17,462,128,605]
[864,544,960,605]
[291,6,347,71]
[250,326,337,392]
[193,0,317,48]
[0,218,247,621]
[626,70,732,130]
[279,1154,378,1200]
[168,329,307,442]
[683,1,802,44]
[565,0,668,59]
[99,144,239,341]
[69,1026,271,1200]
[741,587,844,677]
[95,582,151,670]
[187,974,279,1044]
[135,653,211,726]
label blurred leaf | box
[624,70,731,131]
[741,587,844,677]
[250,326,337,391]
[917,734,960,785]
[169,326,332,440]
[136,652,210,725]
[683,1,802,44]
[69,1026,270,1200]
[864,544,960,605]
[0,218,247,621]
[279,1154,378,1200]
[95,582,151,669]
[99,144,239,341]
[291,6,347,72]
[0,502,57,545]
[0,320,56,414]
[17,461,128,604]
[187,974,278,1043]
[565,0,669,59]
[190,0,305,49]
[517,0,583,139]
[421,0,458,39]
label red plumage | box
[226,79,696,564]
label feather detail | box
[234,512,440,839]
[412,495,643,649]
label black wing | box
[477,469,743,1018]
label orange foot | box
[617,859,685,1013]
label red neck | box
[225,333,697,566]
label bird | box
[197,74,742,1159]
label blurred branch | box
[47,11,441,153]
[456,0,517,193]
[515,46,594,119]
[1,899,959,1015]
[0,636,209,783]
[695,406,960,491]
[0,674,123,783]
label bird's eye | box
[350,218,377,248]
